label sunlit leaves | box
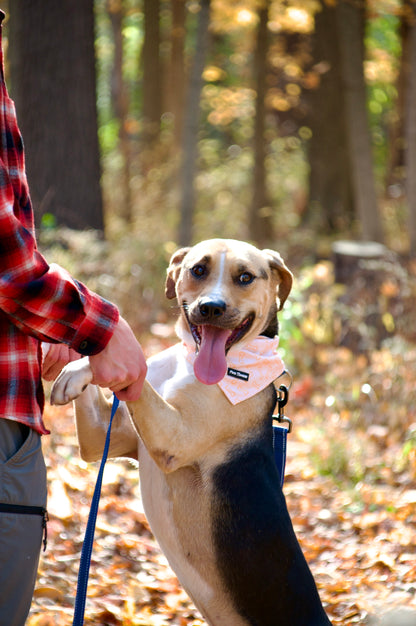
[32,321,416,625]
[32,230,416,624]
[202,85,255,126]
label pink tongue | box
[194,326,231,385]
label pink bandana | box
[183,335,285,405]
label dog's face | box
[166,239,292,384]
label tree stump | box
[331,240,391,352]
[332,240,387,285]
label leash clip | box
[42,508,49,552]
[274,384,292,433]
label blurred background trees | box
[3,0,416,254]
[6,6,416,621]
[8,0,104,230]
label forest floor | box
[26,325,416,626]
[27,227,416,626]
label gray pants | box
[0,419,47,626]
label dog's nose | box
[198,298,226,320]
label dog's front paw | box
[50,357,93,405]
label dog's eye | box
[238,272,255,285]
[191,264,206,278]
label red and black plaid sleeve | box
[0,11,119,432]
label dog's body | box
[52,239,331,625]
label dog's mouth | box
[185,311,255,385]
[190,315,254,351]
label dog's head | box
[165,239,293,385]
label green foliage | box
[191,134,306,241]
[98,118,120,155]
[46,1,416,486]
[278,284,305,369]
[310,427,367,486]
[401,426,416,466]
[91,0,409,248]
[365,10,401,184]
[95,8,115,140]
[38,227,173,335]
[40,213,57,230]
[95,1,144,155]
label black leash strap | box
[0,503,49,551]
[272,384,292,487]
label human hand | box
[89,316,147,401]
[42,342,81,381]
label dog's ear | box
[165,247,191,299]
[262,249,293,310]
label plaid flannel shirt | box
[0,12,119,433]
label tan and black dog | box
[51,238,331,625]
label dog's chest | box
[146,343,194,399]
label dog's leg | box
[52,359,244,473]
[126,382,189,472]
[126,381,266,474]
[74,386,138,462]
[51,358,138,463]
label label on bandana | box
[182,335,285,405]
[227,367,249,381]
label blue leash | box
[273,424,288,487]
[71,386,290,624]
[72,394,120,626]
[272,384,292,487]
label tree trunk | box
[384,2,411,191]
[168,0,186,149]
[107,0,133,223]
[336,0,383,242]
[249,0,273,245]
[178,0,211,247]
[8,0,104,231]
[306,1,354,232]
[142,0,162,144]
[405,4,416,255]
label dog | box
[51,238,331,625]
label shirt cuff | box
[69,296,120,356]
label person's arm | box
[0,42,146,400]
[43,318,147,401]
[89,315,147,401]
[0,152,128,354]
[0,193,119,354]
[0,163,147,399]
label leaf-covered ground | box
[27,330,416,626]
